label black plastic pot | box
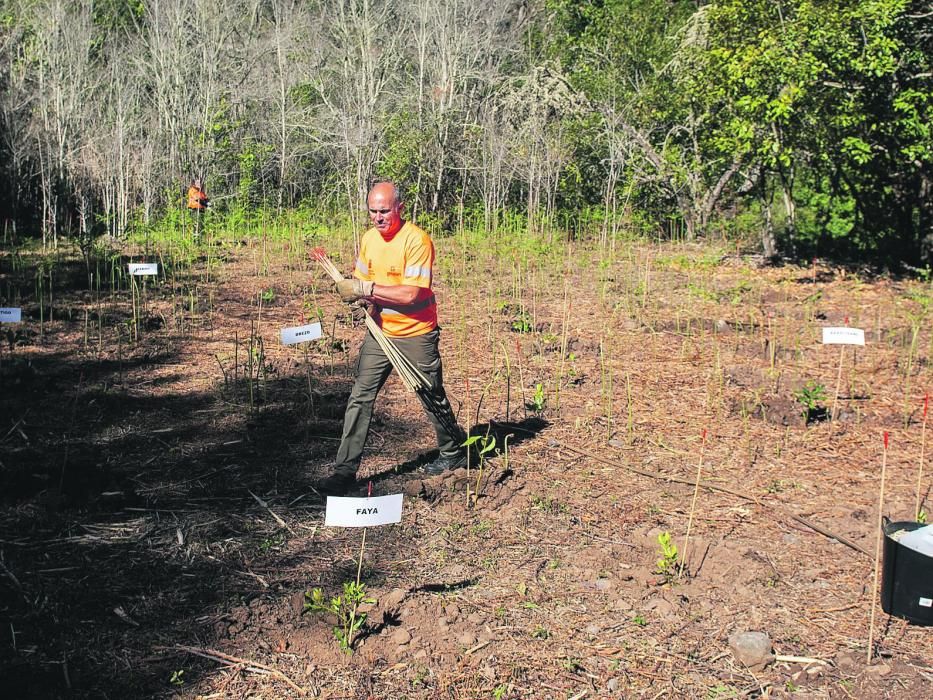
[881,519,933,626]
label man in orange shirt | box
[186,178,209,239]
[321,181,465,493]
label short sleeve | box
[401,230,434,288]
[353,237,372,281]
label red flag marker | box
[702,428,707,443]
[884,431,889,449]
[367,481,372,498]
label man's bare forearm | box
[371,284,431,307]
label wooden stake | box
[916,394,928,520]
[830,346,845,421]
[357,482,372,586]
[356,528,367,587]
[867,431,889,664]
[830,317,850,422]
[679,429,707,579]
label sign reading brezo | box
[0,308,22,323]
[324,494,403,528]
[128,263,158,276]
[280,322,322,345]
[822,327,865,346]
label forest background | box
[0,0,930,264]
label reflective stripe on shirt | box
[404,264,431,281]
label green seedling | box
[511,312,533,333]
[655,531,679,582]
[169,669,185,686]
[304,581,375,653]
[632,614,647,626]
[463,432,496,505]
[527,383,546,413]
[918,509,927,524]
[794,380,827,423]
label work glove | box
[350,300,371,325]
[336,278,374,303]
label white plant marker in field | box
[325,485,404,587]
[0,308,22,323]
[867,431,889,664]
[280,322,322,345]
[822,321,865,421]
[128,263,158,276]
[324,492,404,528]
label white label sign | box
[281,322,322,345]
[920,597,932,608]
[0,308,22,323]
[128,263,158,276]
[324,494,403,528]
[822,327,865,346]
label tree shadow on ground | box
[0,337,430,698]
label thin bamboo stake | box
[830,316,851,422]
[679,429,707,579]
[867,431,889,664]
[830,346,845,421]
[916,394,928,520]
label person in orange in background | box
[318,181,466,494]
[186,178,209,240]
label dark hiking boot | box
[421,452,468,476]
[316,468,357,496]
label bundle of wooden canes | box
[311,247,463,441]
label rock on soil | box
[728,630,774,671]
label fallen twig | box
[248,490,297,536]
[775,654,831,666]
[169,644,306,696]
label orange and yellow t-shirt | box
[187,186,208,210]
[353,221,437,338]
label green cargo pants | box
[334,328,464,474]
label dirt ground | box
[1,234,931,699]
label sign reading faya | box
[280,322,323,345]
[324,493,403,528]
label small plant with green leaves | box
[169,669,185,686]
[511,312,533,333]
[526,382,546,413]
[463,432,496,505]
[918,509,928,524]
[654,531,679,582]
[793,380,828,423]
[303,581,375,653]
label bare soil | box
[1,238,931,699]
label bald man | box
[320,182,466,494]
